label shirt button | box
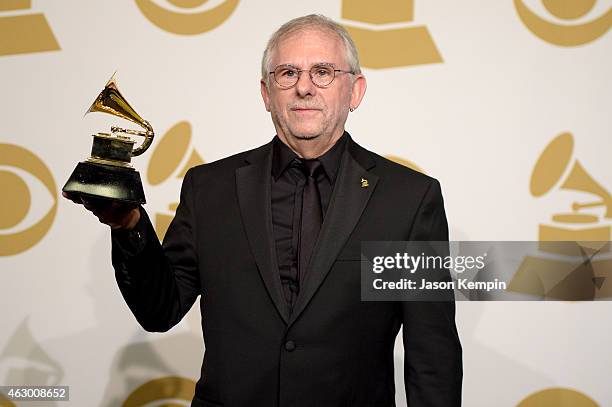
[285,340,296,352]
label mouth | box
[291,108,321,113]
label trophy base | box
[62,161,146,204]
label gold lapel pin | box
[361,178,369,188]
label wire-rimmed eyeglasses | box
[269,63,354,89]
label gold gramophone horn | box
[86,75,154,156]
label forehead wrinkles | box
[271,27,345,68]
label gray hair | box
[261,14,361,86]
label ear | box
[349,74,367,110]
[260,79,271,112]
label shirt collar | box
[272,136,299,181]
[272,132,347,182]
[316,131,347,183]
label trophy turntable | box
[62,75,154,204]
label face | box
[261,28,366,149]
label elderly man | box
[68,14,462,407]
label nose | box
[295,70,316,97]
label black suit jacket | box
[112,134,462,407]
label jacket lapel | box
[236,142,291,324]
[288,137,379,327]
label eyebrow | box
[275,62,337,70]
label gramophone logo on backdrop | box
[135,0,239,35]
[385,155,424,173]
[147,121,204,240]
[0,394,16,406]
[0,0,60,56]
[0,319,63,392]
[341,0,442,68]
[514,0,611,46]
[508,132,612,300]
[0,144,57,257]
[517,387,599,407]
[531,132,611,242]
[123,376,196,406]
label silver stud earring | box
[349,107,355,112]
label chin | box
[289,126,324,141]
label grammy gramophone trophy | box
[62,76,154,204]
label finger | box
[81,198,97,212]
[81,197,114,214]
[62,191,83,205]
[81,196,109,208]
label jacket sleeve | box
[111,168,201,332]
[402,178,463,406]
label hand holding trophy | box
[62,75,154,230]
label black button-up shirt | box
[271,132,347,308]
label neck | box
[278,130,345,159]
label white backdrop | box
[1,1,611,405]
